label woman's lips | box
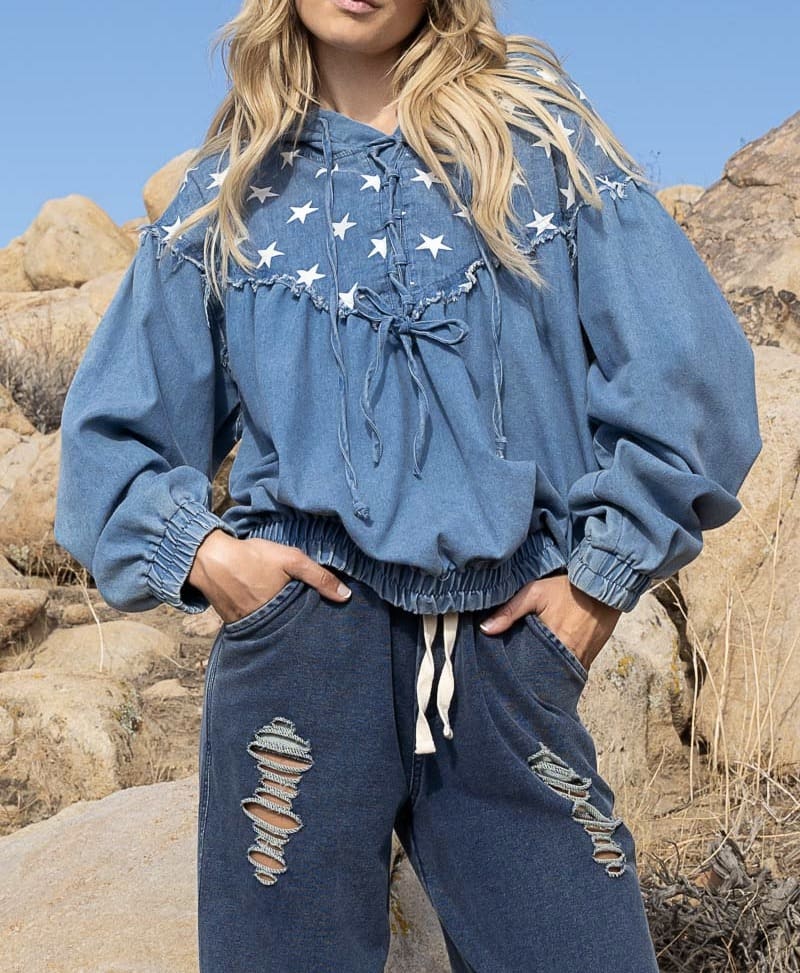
[330,0,378,13]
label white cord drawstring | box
[414,612,460,754]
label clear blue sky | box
[2,1,797,245]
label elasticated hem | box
[247,511,567,614]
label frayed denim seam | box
[527,742,628,878]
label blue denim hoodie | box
[54,65,762,616]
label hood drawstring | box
[356,284,469,476]
[472,231,508,459]
[316,112,508,521]
[319,114,371,522]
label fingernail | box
[337,582,352,598]
[479,618,497,633]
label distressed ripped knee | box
[528,742,627,878]
[241,716,313,886]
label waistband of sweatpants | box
[245,510,567,614]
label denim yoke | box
[53,59,763,627]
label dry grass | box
[0,310,84,434]
[627,464,800,972]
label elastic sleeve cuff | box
[145,499,237,613]
[566,538,654,612]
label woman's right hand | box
[186,528,352,624]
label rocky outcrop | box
[682,110,800,352]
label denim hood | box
[54,59,762,617]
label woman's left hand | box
[478,572,622,674]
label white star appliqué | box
[248,185,279,204]
[559,178,577,210]
[411,168,441,190]
[287,200,319,224]
[332,212,357,240]
[315,163,340,178]
[416,233,452,259]
[597,174,628,199]
[532,134,552,159]
[360,173,381,192]
[368,237,387,259]
[454,207,471,221]
[179,166,198,191]
[208,167,229,190]
[163,217,182,241]
[296,264,326,288]
[257,241,284,269]
[526,210,557,236]
[339,282,359,309]
[555,113,575,142]
[280,149,301,169]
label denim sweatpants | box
[197,566,660,972]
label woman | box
[54,0,762,970]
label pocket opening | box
[222,577,306,637]
[524,612,589,683]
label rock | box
[58,602,97,626]
[120,215,149,247]
[578,595,690,794]
[0,384,35,436]
[0,777,198,973]
[21,194,135,290]
[730,286,800,356]
[78,267,126,318]
[0,428,62,575]
[387,833,450,971]
[0,588,48,652]
[656,184,705,223]
[0,237,34,292]
[0,668,141,808]
[0,775,450,973]
[0,285,100,360]
[684,111,800,342]
[181,607,221,638]
[143,149,198,223]
[682,345,800,767]
[34,620,177,680]
[0,555,25,584]
[142,678,191,700]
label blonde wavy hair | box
[177,0,651,301]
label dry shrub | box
[0,305,85,434]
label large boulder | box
[0,775,450,972]
[34,619,178,681]
[21,194,135,290]
[0,668,142,811]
